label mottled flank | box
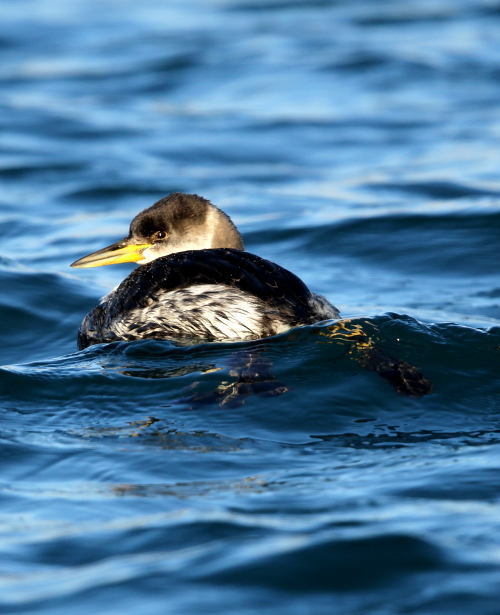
[78,248,339,349]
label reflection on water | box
[117,362,221,380]
[113,474,270,499]
[81,418,251,454]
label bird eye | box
[153,230,166,241]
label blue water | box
[2,0,500,612]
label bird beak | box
[70,238,152,268]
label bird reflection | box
[176,350,290,409]
[115,349,289,409]
[117,362,221,380]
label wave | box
[2,315,499,446]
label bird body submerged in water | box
[71,193,432,399]
[71,193,340,350]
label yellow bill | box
[71,240,152,268]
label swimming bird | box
[71,192,340,350]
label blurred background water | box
[2,0,500,613]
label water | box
[2,0,500,612]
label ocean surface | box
[2,0,500,613]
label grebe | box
[71,193,340,350]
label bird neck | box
[206,205,244,251]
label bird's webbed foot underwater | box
[321,319,433,399]
[359,346,432,398]
[176,350,290,409]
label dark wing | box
[111,248,314,321]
